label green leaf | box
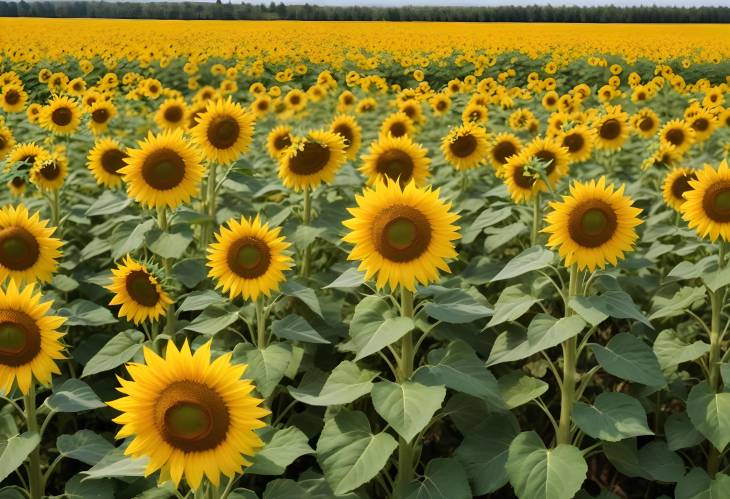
[423,288,492,324]
[653,329,709,373]
[347,295,413,361]
[371,380,446,442]
[573,283,651,327]
[414,340,504,409]
[0,432,40,483]
[272,314,330,344]
[61,299,118,327]
[487,314,585,366]
[47,379,105,413]
[184,305,239,335]
[289,360,377,406]
[57,430,114,466]
[590,333,665,386]
[113,219,155,259]
[86,190,131,216]
[506,431,586,499]
[455,413,519,495]
[281,280,323,317]
[235,343,292,398]
[316,410,397,495]
[172,258,208,289]
[666,413,705,451]
[249,426,314,475]
[687,381,730,451]
[603,439,685,482]
[675,468,730,499]
[570,297,609,326]
[571,392,653,442]
[64,474,114,499]
[177,290,226,313]
[83,448,147,479]
[146,226,193,259]
[486,285,540,328]
[324,267,365,289]
[497,371,548,409]
[700,261,730,293]
[650,287,706,320]
[81,330,145,377]
[491,246,555,282]
[404,458,472,499]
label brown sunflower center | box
[692,118,709,132]
[436,101,447,111]
[227,236,271,279]
[91,108,109,124]
[288,141,330,176]
[256,100,269,112]
[207,116,240,150]
[513,165,536,189]
[0,136,6,150]
[156,381,229,452]
[39,161,61,181]
[189,109,205,129]
[702,181,730,223]
[125,270,160,307]
[534,150,557,175]
[372,205,431,262]
[376,149,414,183]
[568,200,618,248]
[273,133,291,151]
[492,141,518,165]
[51,107,73,127]
[599,119,621,140]
[665,128,685,146]
[11,177,25,188]
[141,148,186,191]
[333,124,354,148]
[671,173,696,201]
[638,117,654,132]
[164,106,184,123]
[5,90,19,105]
[0,227,40,271]
[101,149,127,175]
[449,134,478,158]
[402,106,416,119]
[562,133,585,153]
[0,310,41,367]
[389,121,408,138]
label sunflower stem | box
[255,296,267,349]
[24,384,43,499]
[394,286,415,498]
[531,192,542,246]
[204,162,218,249]
[300,186,312,278]
[157,206,175,339]
[707,241,727,476]
[50,188,60,229]
[557,264,580,446]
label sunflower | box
[0,281,65,395]
[40,96,81,135]
[155,98,188,130]
[399,101,423,124]
[356,98,377,113]
[192,98,255,165]
[284,89,307,112]
[186,103,208,130]
[1,84,27,113]
[207,215,293,301]
[67,77,87,96]
[688,110,716,143]
[0,125,16,160]
[488,133,523,172]
[108,340,268,489]
[88,100,117,135]
[659,119,695,155]
[0,204,62,285]
[663,167,697,211]
[558,125,595,163]
[278,130,346,191]
[593,107,629,150]
[681,161,730,242]
[107,256,172,324]
[462,102,488,124]
[266,125,293,159]
[379,112,415,140]
[120,129,204,209]
[631,109,660,138]
[440,122,489,171]
[501,151,545,203]
[330,114,362,160]
[26,104,42,124]
[360,135,430,187]
[430,94,451,116]
[87,138,128,188]
[251,95,272,118]
[544,176,642,271]
[30,150,67,191]
[342,179,460,291]
[524,137,570,178]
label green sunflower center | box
[449,133,478,158]
[375,149,415,184]
[227,236,271,279]
[703,181,730,223]
[0,310,41,367]
[0,226,41,271]
[0,323,26,353]
[288,141,331,176]
[125,270,160,308]
[568,200,618,248]
[207,116,240,150]
[373,205,432,263]
[141,148,186,191]
[165,402,212,440]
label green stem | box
[707,242,726,476]
[531,192,541,246]
[557,264,580,446]
[50,188,60,229]
[24,385,43,499]
[204,162,218,249]
[300,186,312,278]
[256,297,267,349]
[157,207,175,338]
[394,287,415,497]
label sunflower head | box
[278,130,346,192]
[594,108,629,150]
[30,150,68,191]
[192,98,255,165]
[155,98,188,130]
[360,135,430,187]
[343,180,460,291]
[631,109,660,138]
[379,112,415,140]
[558,125,595,163]
[87,138,128,188]
[266,125,293,159]
[0,125,16,160]
[107,256,172,324]
[663,167,697,211]
[1,84,28,113]
[660,119,695,155]
[440,122,489,171]
[108,340,269,489]
[40,96,81,136]
[544,176,642,271]
[681,161,730,242]
[88,101,117,135]
[330,114,362,160]
[488,133,523,172]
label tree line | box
[1,1,730,23]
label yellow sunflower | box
[26,103,42,124]
[266,125,293,159]
[278,130,346,192]
[88,100,117,135]
[558,125,595,163]
[251,95,272,118]
[207,215,293,301]
[488,133,523,172]
[593,107,629,150]
[284,89,307,112]
[440,122,489,171]
[631,109,660,138]
[380,112,415,140]
[120,129,204,209]
[0,281,65,395]
[430,94,451,116]
[330,114,362,160]
[0,125,16,160]
[501,151,545,203]
[108,340,268,489]
[688,110,716,143]
[462,102,488,124]
[192,98,255,165]
[5,143,48,196]
[360,135,430,187]
[524,137,570,178]
[1,84,27,113]
[155,98,188,130]
[681,161,730,242]
[544,176,642,271]
[0,204,63,285]
[663,167,697,211]
[659,119,695,155]
[87,138,128,188]
[40,96,81,135]
[342,179,460,291]
[107,256,172,324]
[30,150,68,191]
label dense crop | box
[1,18,730,499]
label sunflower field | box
[2,17,730,499]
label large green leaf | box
[506,431,586,499]
[491,246,555,281]
[665,413,705,451]
[603,439,684,482]
[281,280,322,317]
[571,392,653,442]
[146,225,193,259]
[323,266,365,289]
[85,190,131,216]
[653,329,709,373]
[46,379,106,413]
[404,458,472,499]
[60,299,118,327]
[590,333,665,387]
[83,448,147,479]
[687,381,730,451]
[184,305,239,335]
[235,343,292,398]
[346,295,414,360]
[0,432,40,483]
[497,371,548,409]
[271,314,330,344]
[316,410,397,495]
[572,284,651,327]
[81,329,145,378]
[423,288,492,324]
[289,361,377,406]
[57,430,114,466]
[371,380,445,442]
[675,468,730,499]
[486,285,540,328]
[249,427,314,475]
[650,287,706,320]
[64,474,115,498]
